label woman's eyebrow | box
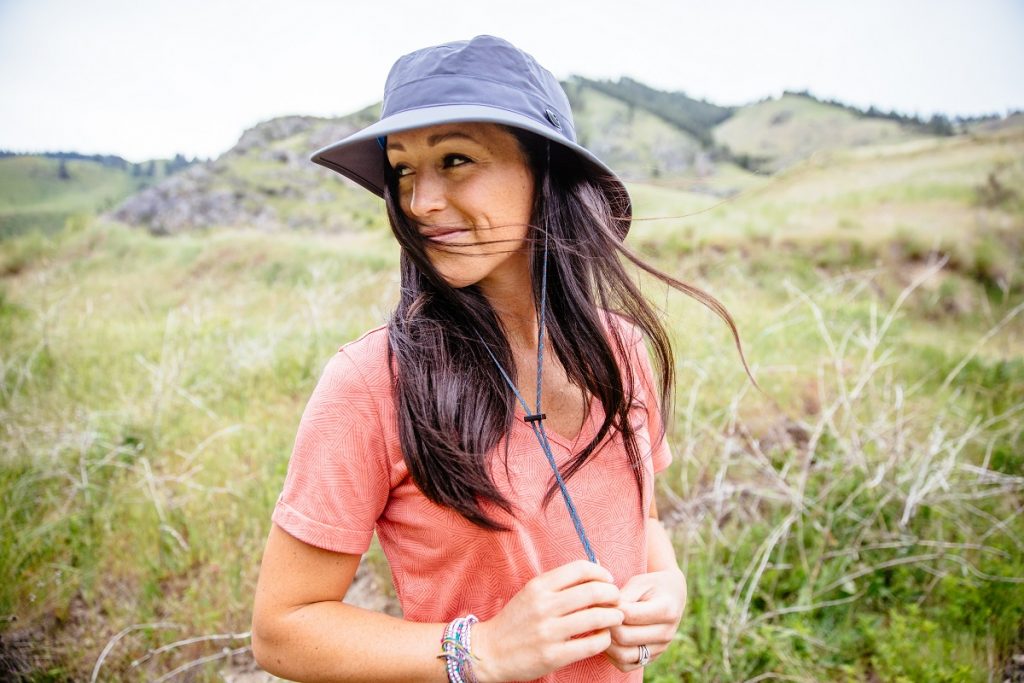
[386,131,479,152]
[426,131,478,146]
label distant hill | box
[563,80,949,176]
[0,152,196,237]
[712,93,926,173]
[564,78,710,180]
[102,82,1004,235]
[966,110,1024,135]
[570,76,734,148]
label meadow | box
[1,124,1022,681]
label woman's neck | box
[477,253,541,352]
[496,306,541,353]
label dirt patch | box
[0,617,42,682]
[221,651,285,682]
[343,556,402,617]
[0,605,92,682]
[1004,653,1024,683]
[0,592,102,682]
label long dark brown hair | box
[384,127,746,530]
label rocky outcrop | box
[110,163,279,235]
[108,109,381,235]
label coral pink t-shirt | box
[273,324,672,682]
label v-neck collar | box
[512,393,598,452]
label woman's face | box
[385,123,535,291]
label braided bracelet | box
[437,614,480,683]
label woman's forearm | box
[252,525,450,683]
[645,514,683,575]
[252,600,448,683]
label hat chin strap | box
[477,226,597,564]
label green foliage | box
[863,606,984,682]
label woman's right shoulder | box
[317,325,394,400]
[338,325,391,364]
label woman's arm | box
[604,496,688,671]
[252,524,449,682]
[645,501,686,574]
[252,524,626,683]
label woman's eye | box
[443,154,470,169]
[392,164,412,178]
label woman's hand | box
[472,560,625,683]
[604,568,687,671]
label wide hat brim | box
[310,104,632,235]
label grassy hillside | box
[713,93,924,173]
[566,80,708,180]
[1,120,1022,681]
[639,125,1023,255]
[0,156,154,238]
[570,76,734,147]
[969,111,1024,135]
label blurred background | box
[1,1,1022,681]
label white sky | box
[1,0,1021,162]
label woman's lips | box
[422,228,471,243]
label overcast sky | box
[1,0,1021,162]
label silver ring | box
[637,644,651,666]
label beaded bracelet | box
[437,614,480,683]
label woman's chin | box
[438,273,479,289]
[427,255,480,289]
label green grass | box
[635,253,1023,681]
[1,221,402,679]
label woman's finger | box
[535,560,614,591]
[551,606,624,640]
[609,621,675,647]
[556,627,615,665]
[604,641,667,670]
[619,595,680,625]
[550,578,620,616]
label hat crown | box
[382,35,577,143]
[310,35,630,233]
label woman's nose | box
[406,171,447,218]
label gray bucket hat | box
[311,35,631,233]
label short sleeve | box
[633,333,674,474]
[272,349,391,554]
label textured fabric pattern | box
[273,323,672,683]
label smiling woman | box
[251,35,748,683]
[385,123,535,292]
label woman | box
[252,35,743,682]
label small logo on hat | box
[544,108,562,130]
